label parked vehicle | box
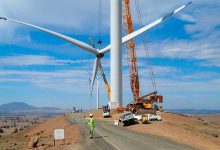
[119,112,137,126]
[142,114,150,124]
[149,114,162,121]
[116,107,125,113]
[133,114,142,121]
[134,114,161,123]
[102,105,110,117]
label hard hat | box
[89,114,93,117]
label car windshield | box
[124,113,131,116]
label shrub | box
[13,128,18,133]
[0,128,4,133]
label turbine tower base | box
[109,101,120,109]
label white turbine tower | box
[96,75,102,109]
[88,74,104,109]
[0,2,191,109]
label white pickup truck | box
[119,112,136,126]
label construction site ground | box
[87,109,220,150]
[0,110,219,150]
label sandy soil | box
[1,110,219,150]
[128,112,220,150]
[0,115,82,150]
[88,109,220,150]
[193,114,220,125]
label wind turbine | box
[0,1,191,108]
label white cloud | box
[158,78,220,93]
[181,72,219,80]
[0,0,110,32]
[178,14,195,23]
[0,65,220,109]
[0,69,90,92]
[137,65,180,78]
[183,0,220,37]
[0,0,110,46]
[133,0,220,68]
[136,30,220,66]
[0,64,183,94]
[137,0,220,37]
[184,8,220,37]
[1,0,219,65]
[0,55,93,66]
[0,0,192,44]
[0,0,218,40]
[158,78,220,109]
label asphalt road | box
[67,113,199,150]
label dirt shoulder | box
[0,115,83,150]
[88,109,220,150]
[192,114,220,125]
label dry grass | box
[0,115,83,150]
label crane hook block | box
[97,40,102,46]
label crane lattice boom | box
[122,0,140,102]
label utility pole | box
[110,0,122,108]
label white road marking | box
[94,128,121,150]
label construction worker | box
[86,114,95,138]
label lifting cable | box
[88,0,104,107]
[134,0,157,92]
[98,0,103,49]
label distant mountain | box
[166,109,220,115]
[0,102,70,116]
[0,102,37,112]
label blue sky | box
[0,0,220,109]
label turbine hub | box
[97,53,104,58]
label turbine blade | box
[0,17,98,55]
[122,2,192,44]
[100,2,192,54]
[91,57,100,93]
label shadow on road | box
[94,136,109,139]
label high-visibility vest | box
[86,117,95,128]
[89,118,95,128]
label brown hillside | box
[0,115,82,150]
